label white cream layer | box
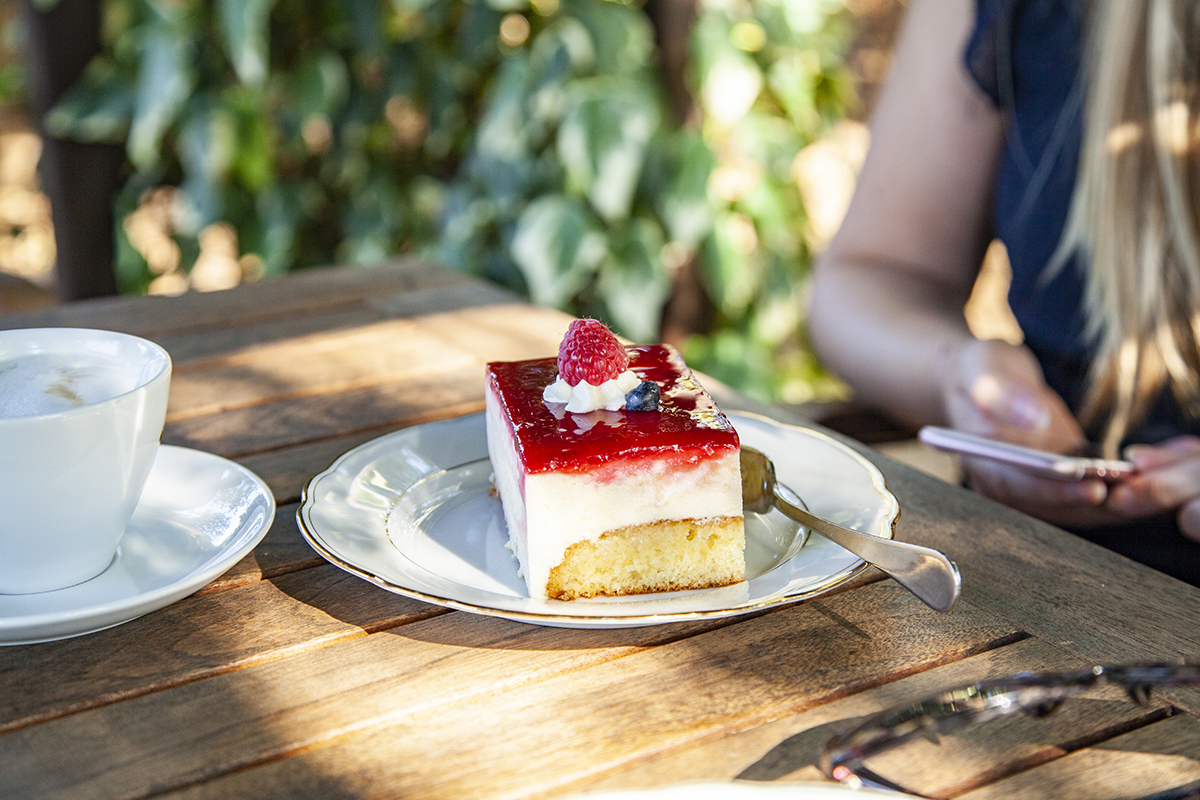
[485,382,742,600]
[542,370,639,413]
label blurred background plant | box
[0,0,902,404]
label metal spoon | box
[741,446,961,612]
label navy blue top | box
[963,0,1200,585]
[963,0,1198,445]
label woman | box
[808,0,1200,583]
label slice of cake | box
[485,319,745,600]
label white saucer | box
[299,411,900,629]
[0,445,276,645]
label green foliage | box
[45,0,856,402]
[682,0,856,402]
[0,3,26,106]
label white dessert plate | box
[570,781,915,798]
[298,411,900,629]
[0,445,275,645]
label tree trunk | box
[23,0,124,300]
[644,0,716,344]
[644,0,699,126]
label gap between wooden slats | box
[0,582,1022,800]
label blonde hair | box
[1054,0,1200,454]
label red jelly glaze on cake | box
[486,344,739,475]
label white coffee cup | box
[0,328,171,594]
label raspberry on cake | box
[485,320,745,601]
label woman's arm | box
[808,0,1003,428]
[810,0,1123,523]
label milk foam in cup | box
[0,328,171,594]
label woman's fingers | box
[963,457,1117,528]
[1124,436,1200,469]
[1178,499,1200,543]
[1107,439,1200,518]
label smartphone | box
[917,426,1136,481]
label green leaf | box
[340,176,405,265]
[532,14,599,74]
[176,175,222,235]
[178,96,237,183]
[688,12,736,79]
[217,0,275,87]
[390,0,441,16]
[767,52,819,131]
[701,211,761,317]
[454,1,503,69]
[775,0,844,36]
[345,0,387,55]
[482,0,527,12]
[113,186,151,294]
[749,253,805,345]
[733,111,805,175]
[127,28,195,171]
[44,57,135,143]
[683,329,776,401]
[231,97,274,191]
[510,194,605,308]
[565,0,654,76]
[294,52,351,118]
[437,190,496,275]
[654,131,715,247]
[597,218,669,342]
[255,183,306,276]
[700,51,762,128]
[467,54,537,202]
[557,77,659,222]
[739,177,802,260]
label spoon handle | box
[771,488,961,612]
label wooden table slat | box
[0,565,445,734]
[0,258,470,337]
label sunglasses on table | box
[819,659,1200,799]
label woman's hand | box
[1107,438,1200,540]
[937,339,1200,534]
[939,338,1118,527]
[941,338,1080,449]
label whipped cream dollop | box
[543,370,640,413]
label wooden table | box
[3,259,1200,800]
